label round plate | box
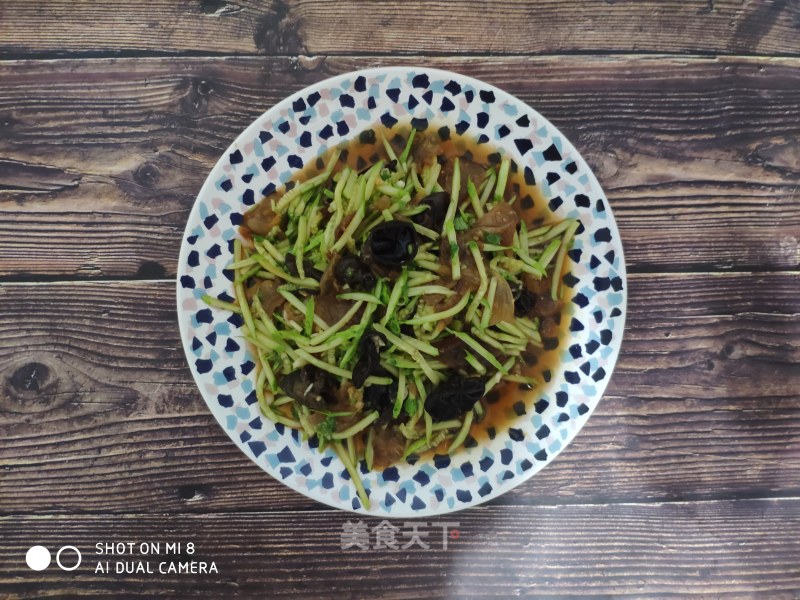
[177,67,626,517]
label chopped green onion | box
[480,276,498,329]
[424,162,441,194]
[201,295,242,313]
[480,171,496,207]
[233,264,263,284]
[372,323,438,382]
[466,179,485,218]
[424,410,433,443]
[303,296,315,336]
[233,240,256,336]
[538,238,562,271]
[252,253,320,288]
[364,160,384,201]
[407,285,455,297]
[445,221,460,280]
[409,164,425,195]
[227,256,258,270]
[292,348,352,379]
[365,428,375,471]
[448,411,474,455]
[464,351,487,374]
[333,441,369,509]
[464,242,488,322]
[527,219,572,246]
[399,127,417,165]
[392,370,407,419]
[448,329,508,373]
[332,411,379,440]
[484,357,517,393]
[412,222,439,240]
[431,419,461,432]
[404,394,419,417]
[279,287,328,330]
[403,292,470,326]
[551,220,581,300]
[494,158,511,203]
[381,135,398,162]
[310,301,364,346]
[380,268,408,326]
[503,374,539,385]
[337,292,383,304]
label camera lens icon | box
[25,546,51,571]
[26,546,81,571]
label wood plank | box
[1,56,798,278]
[1,0,799,57]
[1,500,799,598]
[1,273,798,514]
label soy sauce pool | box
[245,122,574,459]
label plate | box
[177,67,626,517]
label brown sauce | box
[249,122,573,456]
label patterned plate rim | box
[177,66,627,517]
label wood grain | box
[1,0,799,57]
[1,273,797,514]
[1,500,799,598]
[2,3,798,597]
[0,56,798,279]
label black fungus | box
[473,398,489,424]
[278,365,334,410]
[333,253,376,291]
[284,252,323,280]
[362,221,418,268]
[362,375,399,422]
[352,330,388,388]
[425,376,489,421]
[411,191,450,231]
[359,129,377,145]
[514,288,536,317]
[433,335,468,370]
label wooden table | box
[1,1,799,597]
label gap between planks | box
[0,52,799,64]
[2,469,799,518]
[2,494,800,520]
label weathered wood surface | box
[1,273,797,514]
[1,56,798,279]
[1,500,800,598]
[1,0,799,57]
[3,3,800,596]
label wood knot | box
[10,362,50,393]
[751,140,800,176]
[196,79,214,96]
[199,0,242,16]
[177,484,211,501]
[3,360,65,414]
[253,0,305,54]
[136,261,166,278]
[295,55,326,72]
[721,342,737,359]
[133,162,161,188]
[180,78,213,116]
[1,112,18,129]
